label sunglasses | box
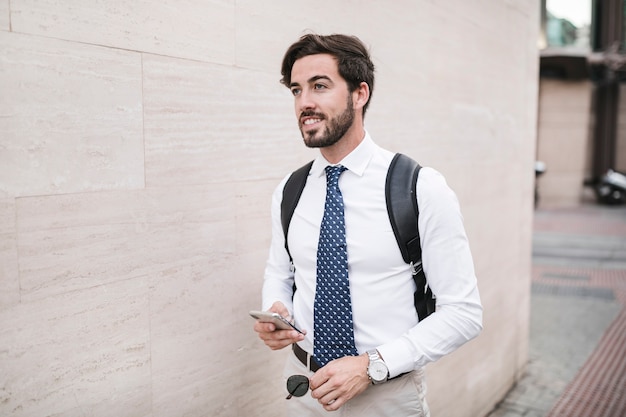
[286,375,310,399]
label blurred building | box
[537,0,626,207]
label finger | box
[254,321,277,334]
[269,301,289,317]
[322,397,344,412]
[309,364,334,391]
[258,328,301,341]
[316,390,347,412]
[309,378,332,400]
[257,333,288,349]
[259,330,303,350]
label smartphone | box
[249,310,304,334]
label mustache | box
[299,111,325,121]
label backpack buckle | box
[410,261,422,276]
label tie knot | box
[325,165,347,187]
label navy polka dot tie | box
[313,165,358,367]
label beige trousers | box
[283,351,430,417]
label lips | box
[300,113,324,129]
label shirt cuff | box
[377,337,417,378]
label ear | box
[352,81,370,111]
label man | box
[253,33,482,416]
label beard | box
[299,96,355,148]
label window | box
[541,0,592,50]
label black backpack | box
[280,153,435,321]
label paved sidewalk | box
[487,204,626,417]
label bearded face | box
[299,95,355,149]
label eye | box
[314,83,327,90]
[290,87,301,96]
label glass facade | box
[543,0,592,50]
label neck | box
[320,123,365,164]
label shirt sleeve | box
[261,175,297,314]
[377,167,483,376]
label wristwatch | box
[367,349,389,384]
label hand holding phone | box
[249,310,304,334]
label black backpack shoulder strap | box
[282,155,434,319]
[281,160,314,261]
[386,153,422,265]
[386,153,435,321]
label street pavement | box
[486,204,626,417]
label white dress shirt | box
[262,132,483,377]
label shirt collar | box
[311,130,376,178]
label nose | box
[296,89,315,113]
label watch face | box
[369,361,388,381]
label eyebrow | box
[290,75,333,88]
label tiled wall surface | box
[0,1,540,416]
[1,32,144,197]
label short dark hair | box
[280,34,375,116]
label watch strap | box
[367,349,381,362]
